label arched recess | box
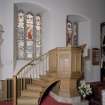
[66,14,90,47]
[66,14,90,55]
[14,2,50,73]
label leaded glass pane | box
[26,53,33,58]
[35,15,41,31]
[36,31,41,41]
[35,15,41,58]
[36,25,41,31]
[66,19,73,46]
[26,13,33,40]
[35,15,41,26]
[17,40,24,58]
[26,41,33,52]
[36,47,41,57]
[17,28,24,40]
[18,49,24,59]
[25,41,33,58]
[17,11,24,28]
[36,41,41,47]
[26,24,33,40]
[26,13,33,24]
[72,23,78,46]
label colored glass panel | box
[35,15,41,57]
[17,28,24,40]
[36,47,41,57]
[17,11,24,28]
[25,41,33,59]
[17,11,25,59]
[17,40,24,59]
[26,24,33,40]
[26,13,33,40]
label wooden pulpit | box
[49,47,83,97]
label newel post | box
[13,75,17,105]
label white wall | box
[0,0,14,79]
[0,0,105,81]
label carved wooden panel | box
[49,47,82,79]
[49,48,57,72]
[71,47,82,79]
[49,47,82,97]
[57,48,71,78]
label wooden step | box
[48,70,57,73]
[21,90,41,97]
[32,79,48,87]
[40,75,57,82]
[46,71,57,77]
[17,97,38,105]
[27,84,43,92]
[47,73,57,77]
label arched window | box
[16,10,41,59]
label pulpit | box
[49,47,83,97]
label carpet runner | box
[0,101,12,105]
[40,93,72,105]
[0,94,72,105]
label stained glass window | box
[16,11,41,59]
[66,16,78,47]
[35,15,41,57]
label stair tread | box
[27,84,44,88]
[27,84,43,91]
[47,70,57,73]
[32,79,48,87]
[17,96,38,104]
[40,75,57,80]
[18,96,37,99]
[22,89,41,93]
[41,78,57,82]
[21,90,41,97]
[46,72,57,76]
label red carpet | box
[0,95,72,105]
[40,94,72,105]
[0,101,13,105]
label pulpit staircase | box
[17,71,59,105]
[13,47,83,105]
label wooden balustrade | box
[13,53,49,105]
